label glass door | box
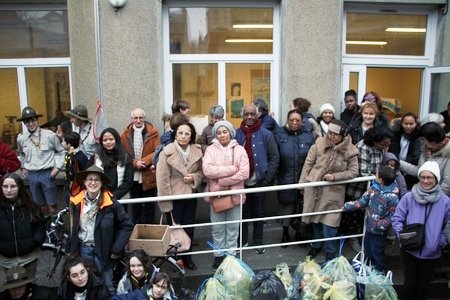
[342,64,366,108]
[422,66,450,117]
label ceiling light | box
[225,38,273,43]
[346,41,387,46]
[385,27,426,33]
[233,24,273,29]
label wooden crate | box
[128,224,170,257]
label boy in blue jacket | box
[342,165,399,273]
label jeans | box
[311,223,338,255]
[130,183,156,224]
[210,205,241,256]
[364,232,387,273]
[242,188,265,245]
[79,245,115,295]
[28,169,57,206]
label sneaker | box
[255,247,265,254]
[212,256,225,271]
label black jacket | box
[57,272,110,300]
[348,115,386,145]
[274,125,315,204]
[0,200,46,257]
[69,190,133,269]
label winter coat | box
[348,115,385,145]
[57,272,110,300]
[0,141,21,175]
[235,126,280,186]
[112,286,176,300]
[116,271,152,295]
[95,155,133,200]
[340,106,360,126]
[344,182,399,235]
[69,190,134,270]
[400,138,450,196]
[392,190,450,259]
[274,125,315,205]
[299,135,359,227]
[121,121,160,190]
[259,113,279,132]
[0,200,46,257]
[202,139,250,206]
[156,142,204,212]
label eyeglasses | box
[2,184,18,189]
[419,175,435,182]
[86,177,101,183]
[176,131,191,137]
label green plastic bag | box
[214,255,255,300]
[321,256,357,283]
[300,272,332,300]
[323,280,357,300]
[197,277,226,300]
[364,271,398,300]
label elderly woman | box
[392,161,450,300]
[199,105,224,149]
[0,173,46,286]
[203,120,249,270]
[69,165,134,295]
[274,109,314,246]
[157,121,203,270]
[299,119,359,261]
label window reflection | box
[0,10,69,58]
[346,12,427,56]
[169,7,273,54]
[0,69,21,149]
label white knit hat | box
[319,103,335,115]
[418,161,440,182]
[212,120,236,139]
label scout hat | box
[2,266,35,290]
[16,106,43,122]
[65,104,92,121]
[74,164,112,186]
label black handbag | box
[399,204,432,251]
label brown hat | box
[2,266,35,290]
[16,106,43,122]
[74,165,112,186]
[65,104,92,121]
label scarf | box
[133,125,144,183]
[399,135,410,161]
[412,183,441,204]
[174,141,190,166]
[239,120,261,177]
[320,120,329,134]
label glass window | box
[0,10,69,58]
[169,7,273,54]
[429,72,450,114]
[0,68,21,149]
[346,12,427,56]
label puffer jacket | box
[382,152,408,197]
[274,125,315,205]
[0,200,46,257]
[202,139,250,206]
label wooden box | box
[128,224,170,257]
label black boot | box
[281,226,290,248]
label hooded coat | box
[300,135,359,226]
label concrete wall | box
[67,0,164,133]
[279,0,343,123]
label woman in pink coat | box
[203,120,250,270]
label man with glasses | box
[235,103,279,254]
[400,122,450,196]
[16,106,66,214]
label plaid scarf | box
[239,120,261,178]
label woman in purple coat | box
[392,161,450,300]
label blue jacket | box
[259,113,279,132]
[344,182,399,235]
[235,126,279,186]
[392,190,450,259]
[274,125,314,204]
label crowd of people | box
[0,94,450,299]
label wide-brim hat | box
[16,106,43,122]
[65,104,92,121]
[74,165,112,186]
[2,266,35,290]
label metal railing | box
[119,175,375,260]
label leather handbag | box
[211,194,234,213]
[399,204,432,251]
[168,213,191,252]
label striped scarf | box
[133,125,144,182]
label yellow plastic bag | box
[197,277,226,300]
[323,280,357,300]
[214,255,255,300]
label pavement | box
[183,219,450,299]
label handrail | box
[120,175,374,260]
